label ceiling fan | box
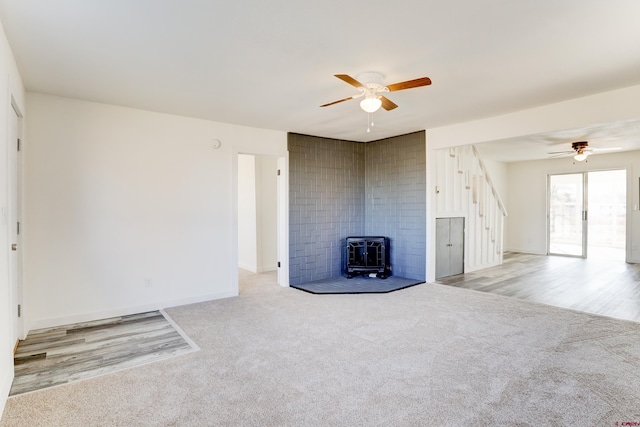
[548,141,621,162]
[320,72,432,113]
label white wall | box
[256,156,278,272]
[23,93,287,331]
[473,147,509,208]
[505,150,640,262]
[434,146,505,273]
[0,19,25,419]
[238,154,258,271]
[473,145,509,246]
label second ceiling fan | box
[320,72,432,113]
[548,141,621,162]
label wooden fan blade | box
[335,74,364,88]
[387,77,432,92]
[380,96,398,111]
[320,96,354,107]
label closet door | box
[435,218,450,279]
[449,217,464,276]
[435,217,464,279]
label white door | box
[9,106,21,342]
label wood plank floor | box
[436,252,640,323]
[10,310,197,396]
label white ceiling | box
[475,118,640,163]
[1,0,640,146]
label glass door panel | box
[587,170,626,261]
[549,173,585,256]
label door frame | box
[547,172,587,258]
[547,168,627,260]
[231,149,289,295]
[9,98,24,341]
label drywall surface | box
[23,93,286,330]
[238,154,258,271]
[256,156,278,272]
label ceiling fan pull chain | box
[367,112,371,133]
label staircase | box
[434,145,507,272]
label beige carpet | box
[2,270,639,426]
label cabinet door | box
[449,217,464,276]
[435,217,464,279]
[435,218,450,279]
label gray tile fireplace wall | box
[288,133,365,285]
[364,132,426,280]
[288,131,426,286]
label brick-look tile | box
[288,132,425,285]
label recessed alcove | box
[288,131,426,288]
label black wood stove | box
[343,236,391,279]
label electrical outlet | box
[144,278,153,288]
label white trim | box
[277,155,289,287]
[160,309,201,352]
[238,262,258,273]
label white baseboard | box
[465,259,502,274]
[257,264,277,273]
[238,262,258,273]
[27,290,237,331]
[504,248,547,255]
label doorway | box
[238,154,277,273]
[548,169,626,260]
[237,154,287,287]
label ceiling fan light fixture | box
[360,95,382,113]
[573,151,589,162]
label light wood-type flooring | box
[10,310,197,396]
[436,251,640,323]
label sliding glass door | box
[586,170,626,261]
[548,170,626,259]
[549,173,586,257]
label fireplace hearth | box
[343,236,391,279]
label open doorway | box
[548,169,626,261]
[238,154,277,274]
[235,153,289,286]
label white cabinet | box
[436,217,464,279]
